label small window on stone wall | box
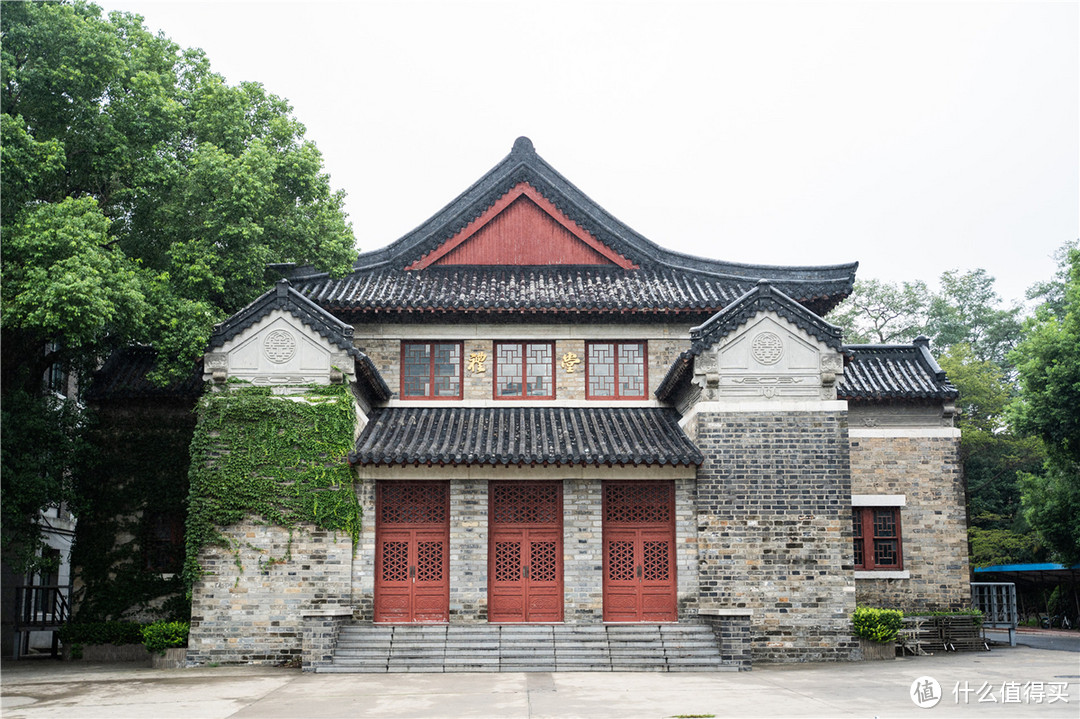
[401,342,463,399]
[853,507,903,570]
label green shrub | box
[852,606,904,643]
[141,620,189,655]
[59,621,146,646]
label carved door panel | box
[488,481,563,622]
[374,481,449,623]
[602,481,677,622]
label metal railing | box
[972,582,1017,646]
[13,584,70,630]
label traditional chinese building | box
[187,138,969,670]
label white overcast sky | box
[95,0,1078,306]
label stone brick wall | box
[187,519,353,665]
[563,479,603,622]
[450,480,488,621]
[694,410,858,662]
[849,432,969,611]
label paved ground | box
[2,645,1078,718]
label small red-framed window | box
[400,342,463,399]
[586,341,647,399]
[493,342,555,400]
[853,507,903,570]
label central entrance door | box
[602,481,677,622]
[374,481,449,623]
[488,481,563,622]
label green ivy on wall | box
[183,384,360,588]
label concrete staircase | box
[318,623,738,673]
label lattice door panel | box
[378,481,449,525]
[602,481,677,622]
[604,481,673,524]
[489,482,563,622]
[374,481,449,623]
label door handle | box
[524,566,530,580]
[409,565,416,582]
[636,565,642,579]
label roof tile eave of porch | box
[349,406,703,468]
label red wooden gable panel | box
[407,183,637,270]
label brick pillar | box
[563,479,603,623]
[450,479,488,621]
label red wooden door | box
[488,481,563,622]
[602,481,676,622]
[374,481,449,623]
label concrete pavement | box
[2,646,1078,718]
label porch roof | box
[350,406,703,468]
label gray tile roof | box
[291,138,857,319]
[350,406,703,467]
[839,338,958,401]
[208,280,391,402]
[296,265,854,319]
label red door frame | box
[374,481,450,623]
[602,481,677,622]
[488,481,563,622]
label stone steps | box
[318,623,738,673]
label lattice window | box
[586,341,647,399]
[379,481,449,525]
[853,506,903,570]
[608,540,635,581]
[416,541,444,582]
[530,541,557,582]
[643,540,670,581]
[491,482,561,524]
[604,482,673,524]
[494,541,521,582]
[494,342,554,399]
[401,342,462,399]
[381,541,408,582]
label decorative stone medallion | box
[263,329,297,364]
[751,331,784,365]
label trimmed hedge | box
[141,620,189,655]
[853,606,904,643]
[59,621,146,646]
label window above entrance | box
[586,341,647,399]
[494,342,555,400]
[401,342,463,399]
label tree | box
[926,269,1023,368]
[1010,244,1080,565]
[827,278,931,344]
[1,1,356,572]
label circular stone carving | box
[751,331,784,365]
[263,329,297,364]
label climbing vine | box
[183,384,360,589]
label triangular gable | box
[407,182,637,269]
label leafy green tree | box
[926,269,1023,367]
[1010,244,1080,565]
[1,1,356,572]
[828,278,931,344]
[938,344,1044,528]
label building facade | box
[187,138,969,667]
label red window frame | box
[585,341,648,400]
[400,342,463,400]
[853,507,903,570]
[493,342,556,400]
